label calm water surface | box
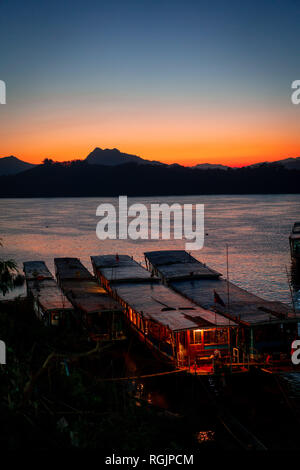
[0,194,299,304]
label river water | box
[0,194,299,304]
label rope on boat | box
[94,369,187,382]
[91,363,279,382]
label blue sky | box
[1,0,300,165]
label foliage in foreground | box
[0,299,196,450]
[0,240,18,296]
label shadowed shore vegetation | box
[0,160,299,197]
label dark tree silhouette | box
[0,240,18,296]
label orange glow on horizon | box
[1,100,300,167]
[2,140,300,168]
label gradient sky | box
[1,0,300,166]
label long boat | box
[23,260,74,326]
[54,257,125,342]
[144,250,300,365]
[91,254,241,375]
[289,222,300,263]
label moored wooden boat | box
[144,250,300,366]
[54,257,125,341]
[23,260,74,326]
[91,254,243,375]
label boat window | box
[203,329,228,344]
[161,307,176,311]
[190,330,202,344]
[215,329,228,344]
[203,330,215,344]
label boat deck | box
[54,257,125,341]
[23,261,74,324]
[91,254,236,331]
[26,278,74,312]
[92,254,156,283]
[144,250,221,280]
[112,281,236,330]
[170,277,293,325]
[144,250,295,326]
[54,258,121,314]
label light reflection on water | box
[0,194,299,303]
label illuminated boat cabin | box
[54,257,124,341]
[23,261,74,326]
[144,250,298,360]
[91,255,236,369]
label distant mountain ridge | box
[85,147,164,166]
[191,163,231,170]
[1,149,300,176]
[0,159,298,197]
[0,156,36,176]
[249,156,300,170]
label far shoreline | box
[0,193,299,199]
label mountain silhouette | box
[191,163,230,170]
[249,156,300,170]
[1,149,300,174]
[85,147,164,166]
[0,156,36,176]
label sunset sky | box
[1,0,300,166]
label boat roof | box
[54,257,93,281]
[92,253,236,330]
[23,260,74,312]
[60,280,121,314]
[54,258,121,314]
[112,281,236,331]
[91,254,157,283]
[145,250,293,326]
[170,278,292,326]
[23,261,53,280]
[144,250,221,280]
[27,279,74,312]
